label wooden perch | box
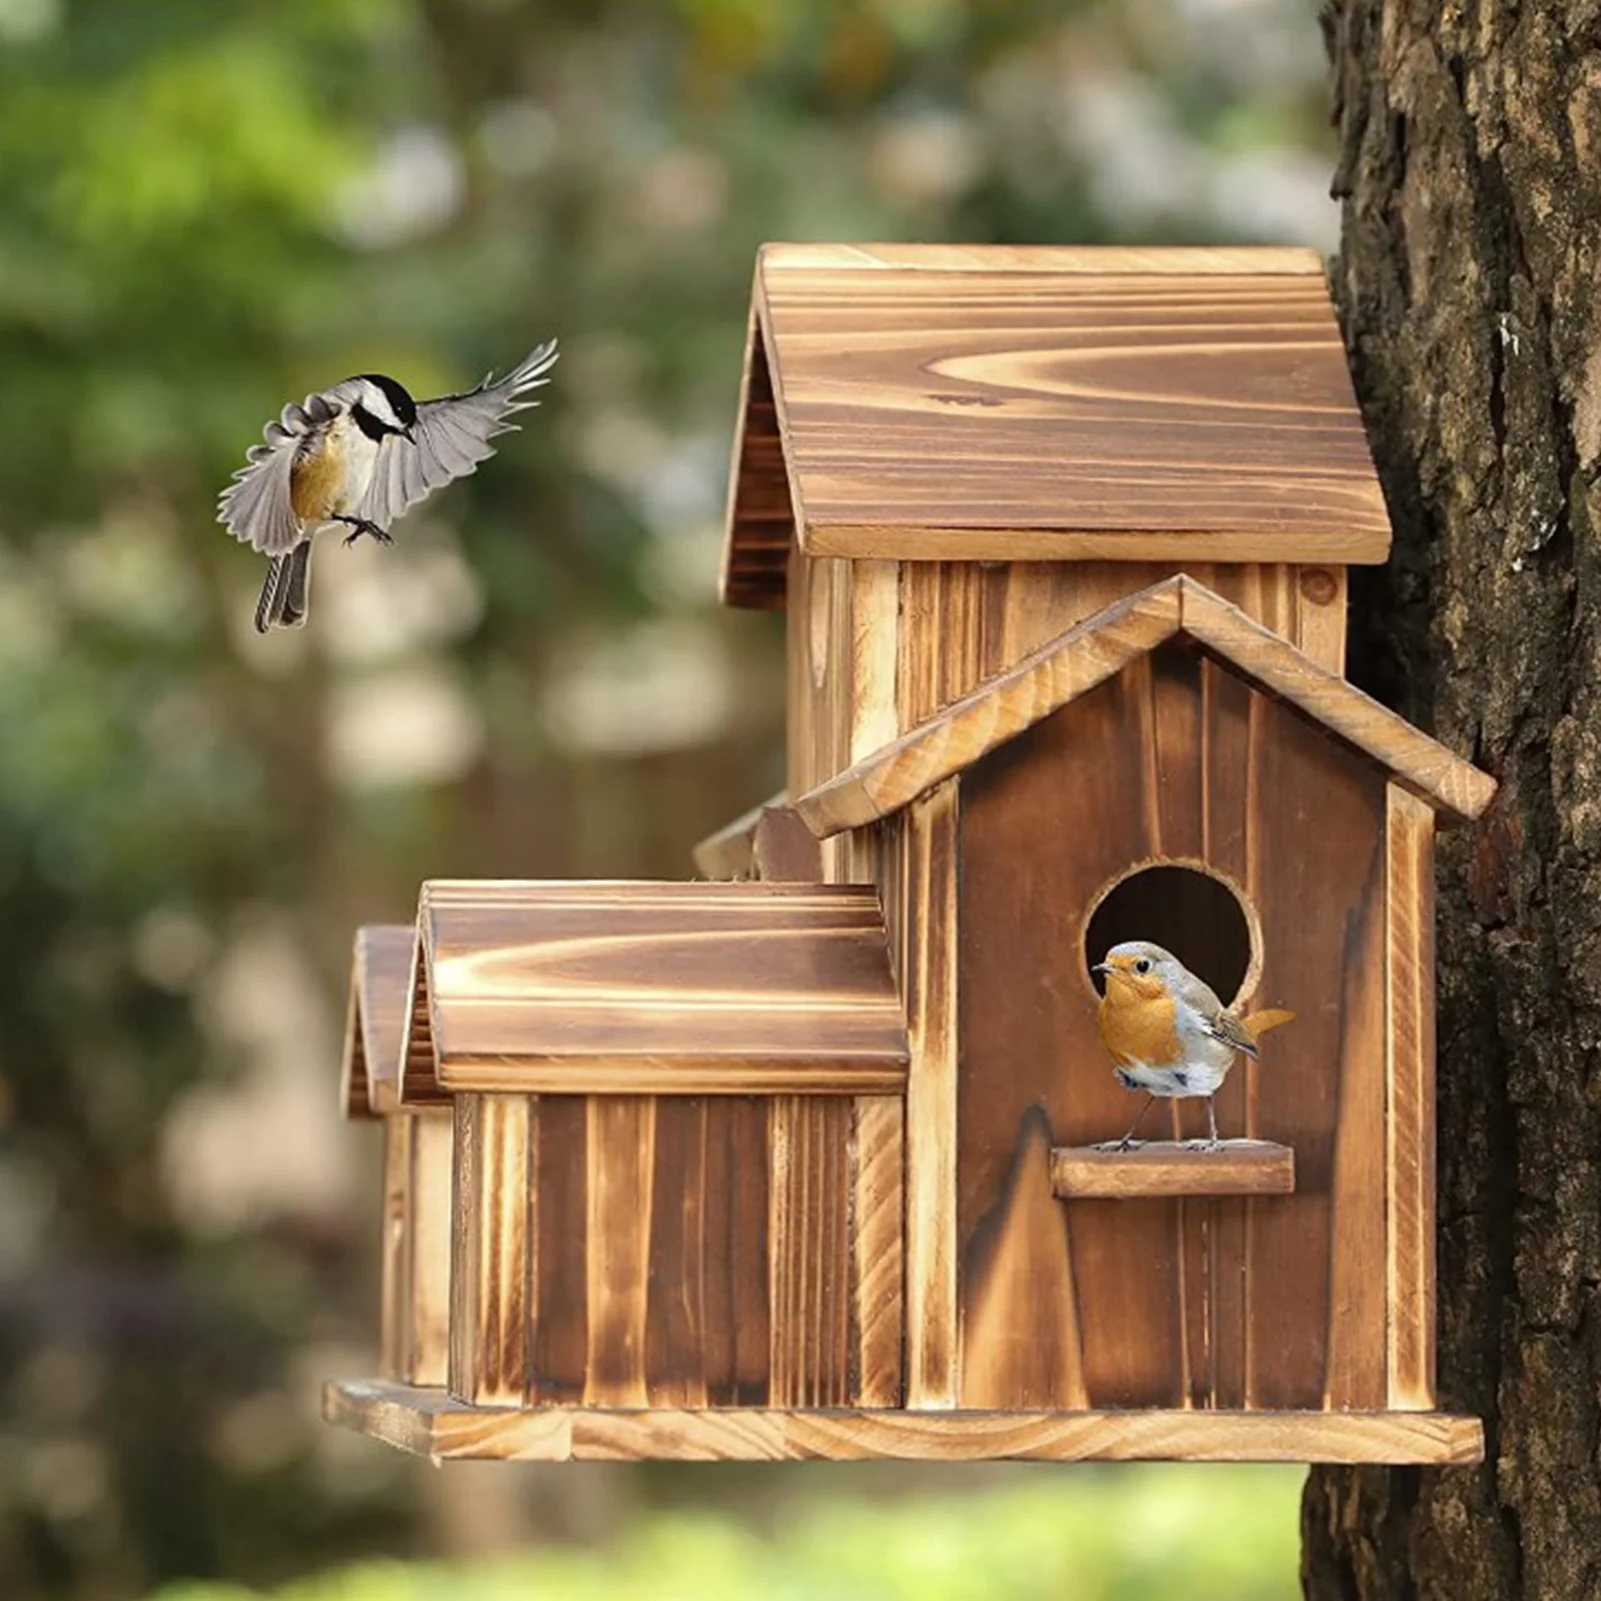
[1050,1140,1296,1200]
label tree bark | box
[1305,7,1601,1599]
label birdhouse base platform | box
[1050,1139,1296,1199]
[325,1380,1483,1465]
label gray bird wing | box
[1206,1009,1261,1058]
[217,389,348,554]
[356,339,558,530]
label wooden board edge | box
[757,242,1331,276]
[1177,577,1496,822]
[435,1057,909,1097]
[339,947,375,1121]
[798,521,1392,567]
[1386,784,1438,1410]
[1050,1141,1296,1199]
[324,1381,1486,1465]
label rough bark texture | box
[1305,6,1601,1599]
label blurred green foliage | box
[148,1468,1303,1601]
[0,1,1333,1597]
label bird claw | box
[1184,1137,1224,1153]
[1093,1138,1145,1153]
[339,518,392,547]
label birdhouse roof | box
[720,243,1391,610]
[793,575,1496,835]
[397,879,908,1102]
[338,924,417,1119]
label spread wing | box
[358,339,558,529]
[217,391,344,554]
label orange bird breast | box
[290,433,346,523]
[1097,986,1183,1068]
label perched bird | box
[1092,940,1293,1151]
[218,340,558,632]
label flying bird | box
[218,340,558,632]
[1092,940,1294,1150]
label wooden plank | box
[529,1097,588,1402]
[1295,565,1348,676]
[1179,578,1495,820]
[760,243,1329,276]
[768,1096,853,1406]
[378,1116,410,1380]
[583,1097,656,1407]
[1247,678,1389,1413]
[447,1094,531,1407]
[758,265,1388,561]
[850,560,900,759]
[691,792,781,879]
[902,781,960,1407]
[339,966,375,1121]
[643,1097,770,1407]
[326,1381,1487,1466]
[795,580,1182,837]
[418,881,908,1090]
[1050,1141,1295,1199]
[851,1095,905,1407]
[405,1112,454,1386]
[1386,785,1437,1409]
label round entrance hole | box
[1082,861,1258,1007]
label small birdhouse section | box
[327,244,1494,1467]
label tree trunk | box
[1304,7,1601,1599]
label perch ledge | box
[1050,1139,1295,1200]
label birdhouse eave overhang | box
[393,879,909,1102]
[339,924,416,1120]
[720,243,1392,610]
[792,575,1497,838]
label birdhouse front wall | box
[378,1109,452,1387]
[950,641,1433,1413]
[447,1089,902,1410]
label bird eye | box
[1135,958,1151,974]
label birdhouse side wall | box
[377,1110,452,1387]
[447,1090,895,1409]
[785,557,1348,811]
[953,644,1393,1413]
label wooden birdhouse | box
[327,244,1494,1466]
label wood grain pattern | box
[795,581,1182,836]
[760,243,1329,275]
[405,1112,454,1386]
[1051,1141,1295,1199]
[757,256,1387,560]
[1178,578,1495,820]
[378,1116,409,1379]
[1386,784,1437,1409]
[448,1094,532,1406]
[720,307,792,609]
[903,781,960,1407]
[958,644,1391,1411]
[341,925,415,1117]
[399,922,448,1107]
[584,1097,656,1406]
[768,1096,853,1406]
[851,1095,905,1407]
[326,1380,1486,1465]
[415,880,907,1093]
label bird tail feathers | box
[1240,1007,1295,1041]
[254,542,313,633]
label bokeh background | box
[0,2,1337,1596]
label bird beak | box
[1092,962,1112,975]
[402,425,416,443]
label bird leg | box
[1186,1097,1224,1153]
[1095,1093,1156,1153]
[334,515,394,547]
